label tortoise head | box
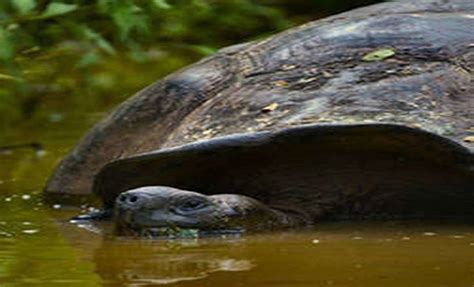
[113,186,300,237]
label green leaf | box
[0,73,23,82]
[76,52,100,68]
[12,0,37,15]
[41,2,77,18]
[152,0,171,9]
[81,27,116,55]
[110,3,149,40]
[0,28,14,61]
[362,48,396,62]
[127,43,146,62]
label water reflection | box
[1,200,473,287]
[95,240,253,286]
[59,220,254,286]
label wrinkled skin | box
[114,186,307,236]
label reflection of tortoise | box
[46,0,474,235]
[94,238,252,284]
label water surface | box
[1,200,473,287]
[1,140,473,286]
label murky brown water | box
[1,203,473,287]
[1,116,473,287]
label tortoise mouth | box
[147,227,243,239]
[116,225,244,239]
[114,208,244,238]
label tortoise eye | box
[178,199,207,213]
[184,200,203,209]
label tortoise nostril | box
[118,194,139,205]
[129,195,138,203]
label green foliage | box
[0,27,14,61]
[0,0,292,128]
[12,0,36,15]
[40,2,78,18]
[0,0,291,66]
[0,0,383,129]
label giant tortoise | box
[45,0,474,235]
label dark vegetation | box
[0,0,383,130]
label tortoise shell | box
[45,0,474,218]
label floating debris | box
[52,204,62,209]
[0,231,12,237]
[22,229,39,234]
[75,223,102,234]
[88,207,100,213]
[4,197,12,202]
[217,259,254,271]
[423,232,437,236]
[36,149,46,158]
[48,113,64,123]
[312,239,320,244]
[401,236,411,241]
[21,194,31,200]
[362,48,396,62]
[261,103,279,113]
[352,236,363,240]
[449,235,465,239]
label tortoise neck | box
[210,194,311,230]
